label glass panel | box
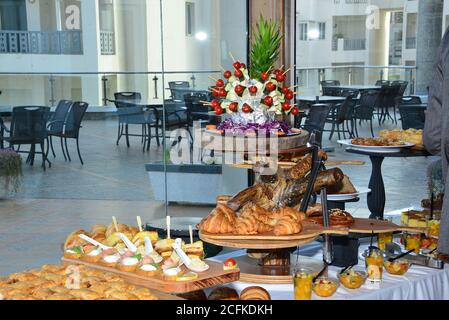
[295,0,442,215]
[159,0,248,222]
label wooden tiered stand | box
[200,133,426,284]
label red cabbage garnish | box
[217,119,292,135]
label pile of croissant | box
[197,204,306,236]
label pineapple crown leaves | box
[249,16,283,80]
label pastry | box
[117,254,141,272]
[70,289,101,300]
[208,287,239,300]
[234,216,260,235]
[177,290,207,300]
[184,241,204,259]
[240,286,271,300]
[155,238,176,258]
[327,175,357,195]
[273,216,302,236]
[46,293,75,300]
[136,264,159,277]
[197,204,238,234]
[81,245,103,263]
[64,229,89,250]
[223,258,238,271]
[162,267,182,281]
[100,249,121,268]
[64,246,83,260]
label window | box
[318,22,326,40]
[299,22,308,40]
[186,2,195,36]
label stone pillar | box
[416,0,443,94]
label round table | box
[346,148,430,219]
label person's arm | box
[423,29,448,155]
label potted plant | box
[0,149,22,198]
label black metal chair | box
[0,106,51,170]
[376,80,390,86]
[398,105,426,130]
[47,102,89,165]
[353,90,381,137]
[113,92,156,149]
[391,80,409,97]
[149,100,191,150]
[169,81,191,102]
[301,104,332,148]
[184,92,211,124]
[377,84,402,124]
[46,100,73,159]
[326,95,357,140]
[321,80,341,96]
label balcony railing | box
[334,0,368,4]
[0,30,83,55]
[100,31,115,55]
[332,38,366,51]
[406,37,416,49]
[343,38,366,51]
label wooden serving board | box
[200,219,426,249]
[61,258,239,294]
[200,221,324,241]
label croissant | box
[197,204,237,234]
[273,216,302,236]
[234,216,259,235]
[271,207,306,222]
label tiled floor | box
[0,116,437,275]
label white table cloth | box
[209,242,449,300]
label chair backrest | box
[114,92,141,102]
[169,81,190,101]
[391,80,408,95]
[398,105,426,130]
[336,95,356,123]
[322,87,342,96]
[48,100,73,133]
[396,95,422,107]
[304,104,332,132]
[321,80,340,87]
[376,80,390,86]
[340,89,359,98]
[184,92,209,113]
[355,90,380,120]
[64,102,89,136]
[10,106,50,141]
[379,84,401,108]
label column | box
[415,0,443,95]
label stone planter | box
[145,162,248,205]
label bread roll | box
[208,287,239,300]
[240,286,271,300]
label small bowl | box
[384,259,410,276]
[338,269,367,289]
[312,278,339,298]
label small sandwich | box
[136,257,160,277]
[155,239,176,259]
[81,245,102,263]
[117,252,142,272]
[184,241,204,260]
[64,246,83,260]
[100,248,121,268]
[132,231,159,247]
[162,267,182,281]
[161,251,181,271]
